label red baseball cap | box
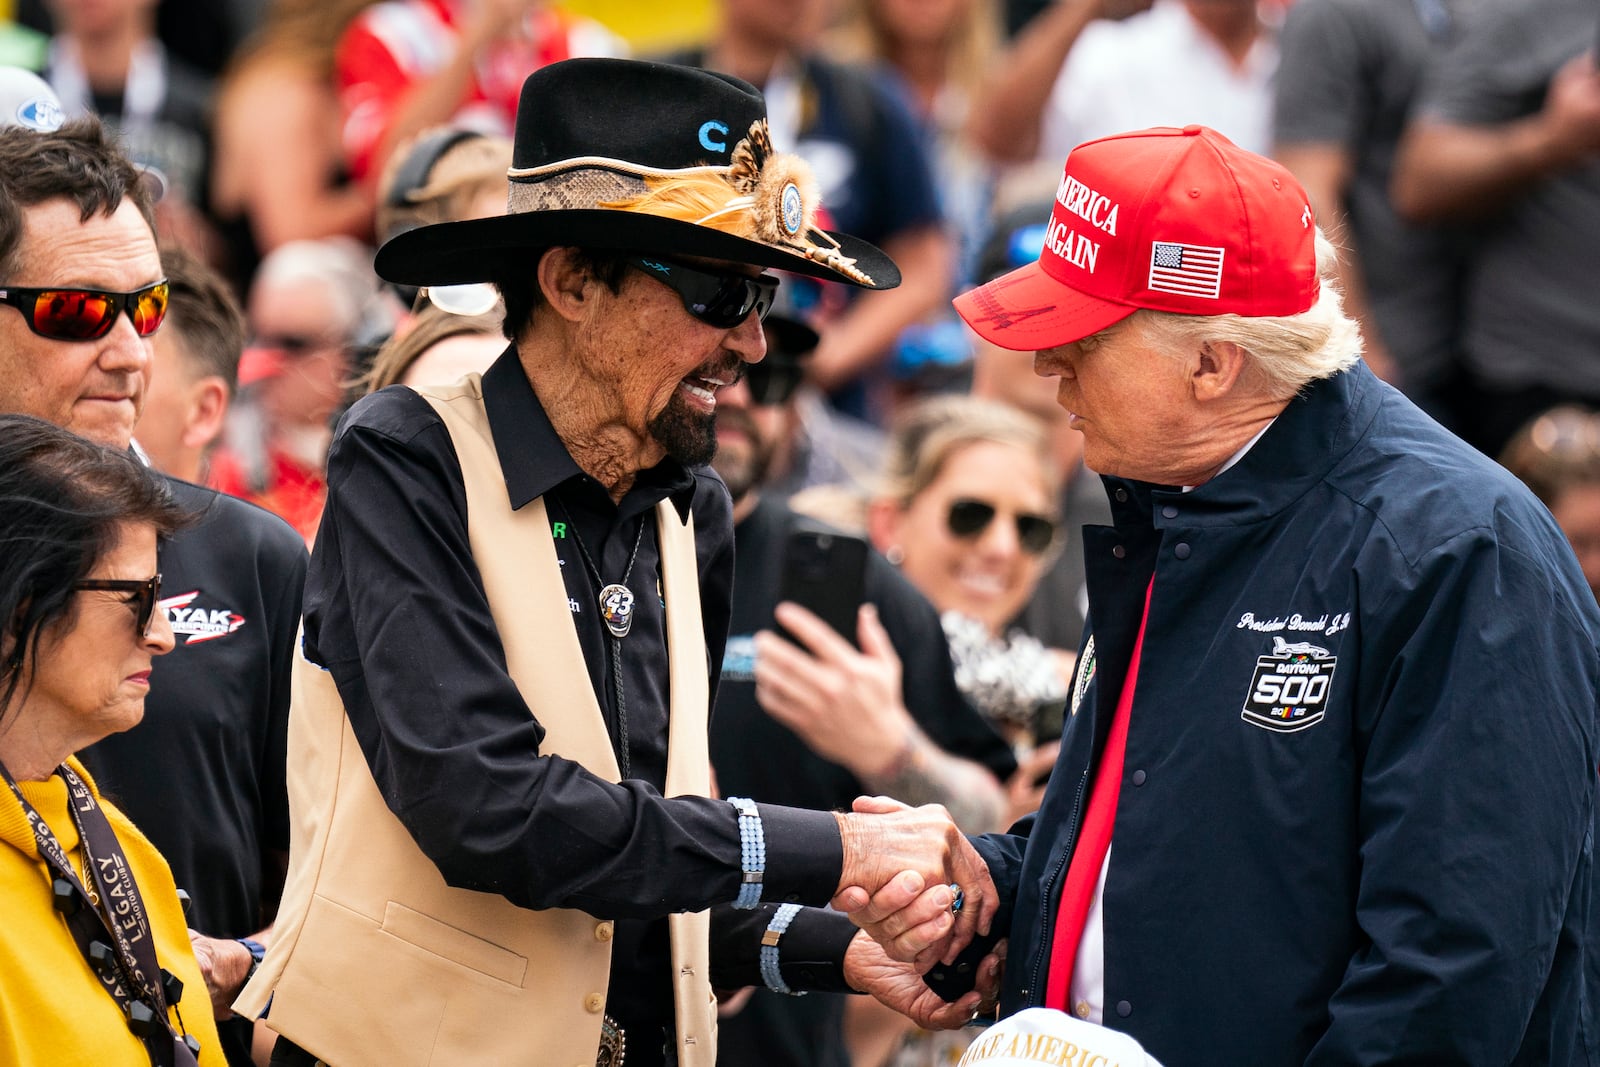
[955,125,1320,351]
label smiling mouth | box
[680,372,735,406]
[955,567,1009,600]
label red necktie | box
[1044,578,1154,1011]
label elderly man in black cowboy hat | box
[236,59,992,1067]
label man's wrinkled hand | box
[836,859,992,1035]
[187,930,254,1020]
[832,795,996,962]
[843,931,983,1030]
[844,871,962,968]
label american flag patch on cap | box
[1148,242,1225,298]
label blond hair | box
[222,0,377,83]
[828,0,1003,102]
[880,394,1058,507]
[359,302,505,395]
[1130,229,1364,400]
[376,132,513,244]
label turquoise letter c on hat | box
[699,121,729,153]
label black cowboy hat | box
[375,59,901,291]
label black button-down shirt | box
[303,350,851,1055]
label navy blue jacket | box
[965,364,1600,1064]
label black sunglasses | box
[626,256,777,329]
[73,574,163,637]
[743,360,806,406]
[946,499,1057,555]
[0,280,169,341]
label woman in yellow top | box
[0,415,224,1066]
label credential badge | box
[1241,636,1336,733]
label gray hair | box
[1128,229,1363,399]
[251,236,396,345]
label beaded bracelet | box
[759,903,806,996]
[728,796,765,909]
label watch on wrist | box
[237,937,266,983]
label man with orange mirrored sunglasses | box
[0,279,170,340]
[0,116,308,1067]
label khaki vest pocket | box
[380,899,529,986]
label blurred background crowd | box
[1,0,1598,1062]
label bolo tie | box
[555,498,648,779]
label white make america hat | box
[958,1008,1165,1067]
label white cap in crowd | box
[0,66,64,132]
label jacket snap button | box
[1162,505,1178,519]
[1112,545,1126,559]
[1174,542,1191,559]
[1131,769,1146,786]
[1115,488,1129,502]
[1116,999,1132,1017]
[584,993,605,1014]
[595,921,614,942]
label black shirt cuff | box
[708,903,860,994]
[755,803,842,906]
[778,907,860,995]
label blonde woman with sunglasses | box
[869,394,1072,753]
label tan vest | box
[236,375,717,1066]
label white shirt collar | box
[1183,417,1275,492]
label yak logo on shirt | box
[159,590,246,645]
[1242,637,1336,733]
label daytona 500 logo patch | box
[1242,637,1336,733]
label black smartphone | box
[1034,694,1068,746]
[775,528,869,648]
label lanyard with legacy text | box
[0,759,201,1067]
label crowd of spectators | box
[3,0,1600,1062]
[7,0,1592,562]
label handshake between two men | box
[830,795,1005,1029]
